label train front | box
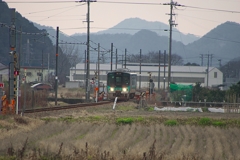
[107,71,130,100]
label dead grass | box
[1,101,240,159]
[1,114,240,159]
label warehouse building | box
[69,63,223,89]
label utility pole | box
[110,43,113,71]
[98,43,100,95]
[122,54,123,68]
[124,48,127,69]
[9,8,17,114]
[158,50,161,90]
[86,0,90,102]
[84,50,86,84]
[164,50,166,91]
[200,54,203,66]
[164,0,179,93]
[78,0,96,102]
[218,59,222,68]
[41,49,43,82]
[115,48,117,70]
[76,0,97,102]
[206,53,209,88]
[210,54,213,67]
[139,49,142,89]
[55,27,59,106]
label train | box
[107,68,137,101]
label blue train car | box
[107,68,137,100]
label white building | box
[69,63,223,89]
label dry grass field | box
[1,101,240,160]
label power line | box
[37,3,85,22]
[182,5,240,14]
[23,4,80,14]
[3,0,240,14]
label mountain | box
[0,1,55,67]
[184,21,240,66]
[35,17,199,45]
[92,18,200,45]
[2,0,239,69]
[33,23,76,45]
[36,21,239,66]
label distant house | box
[69,63,223,89]
[20,66,54,83]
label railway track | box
[23,101,112,113]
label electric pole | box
[200,54,203,66]
[111,43,113,71]
[139,49,142,89]
[9,8,17,114]
[55,27,59,106]
[163,0,180,95]
[158,50,161,90]
[124,49,127,69]
[77,0,96,102]
[86,0,90,102]
[206,53,209,88]
[164,50,166,91]
[115,48,117,70]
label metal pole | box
[207,53,209,88]
[115,48,117,70]
[125,48,127,69]
[158,50,161,90]
[23,69,26,115]
[48,51,49,82]
[167,0,173,90]
[111,43,113,71]
[86,0,90,102]
[42,49,43,82]
[139,49,142,89]
[55,27,59,106]
[164,50,166,91]
[122,54,123,68]
[98,43,100,95]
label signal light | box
[14,70,19,76]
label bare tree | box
[56,44,82,84]
[128,51,183,65]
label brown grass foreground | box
[1,102,240,160]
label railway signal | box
[0,82,4,88]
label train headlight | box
[110,87,114,91]
[122,88,127,92]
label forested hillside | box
[0,0,54,67]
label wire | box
[97,1,162,5]
[23,4,80,15]
[2,1,82,3]
[0,22,47,35]
[182,5,240,14]
[37,3,85,22]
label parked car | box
[30,83,53,91]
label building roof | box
[73,63,217,73]
[0,63,7,70]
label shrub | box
[116,117,134,124]
[199,117,211,126]
[212,121,226,127]
[164,119,178,126]
[135,117,144,122]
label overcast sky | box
[4,0,240,37]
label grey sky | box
[4,0,240,36]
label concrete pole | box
[139,49,142,89]
[158,50,161,90]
